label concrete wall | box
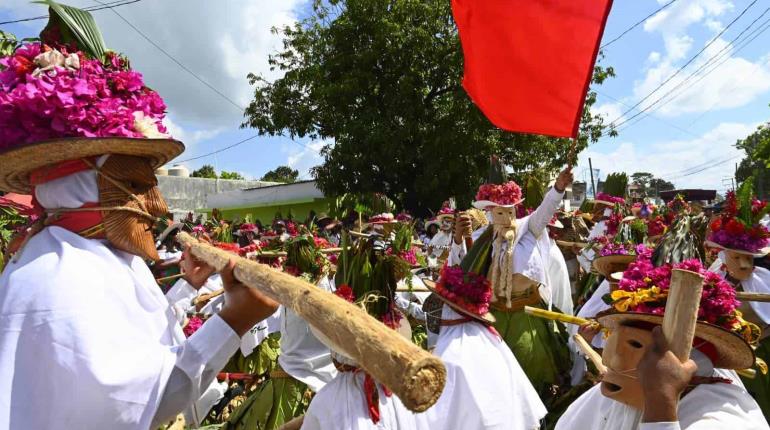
[157,176,276,219]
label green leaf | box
[37,0,108,60]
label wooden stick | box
[524,306,592,326]
[252,247,345,258]
[663,269,704,362]
[194,288,225,306]
[155,273,184,283]
[574,334,607,375]
[736,292,770,303]
[176,232,445,412]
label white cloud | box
[1,0,308,128]
[591,102,624,123]
[578,121,757,190]
[631,0,770,117]
[162,115,223,147]
[285,139,330,179]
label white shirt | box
[278,276,338,392]
[556,368,768,430]
[423,305,546,430]
[0,227,239,429]
[428,230,453,258]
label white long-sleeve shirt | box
[0,227,240,429]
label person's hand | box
[554,166,574,192]
[578,321,601,344]
[454,214,472,245]
[639,326,698,423]
[217,260,280,337]
[180,245,215,289]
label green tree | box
[243,0,614,214]
[736,124,770,200]
[630,172,674,198]
[261,166,299,183]
[190,164,217,179]
[648,178,675,196]
[220,171,245,180]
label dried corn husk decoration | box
[177,232,446,412]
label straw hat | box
[597,310,755,370]
[423,279,496,325]
[0,137,184,194]
[704,240,770,258]
[593,254,637,278]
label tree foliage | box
[736,123,770,200]
[631,171,675,198]
[261,165,300,183]
[190,164,245,180]
[242,0,614,215]
[190,164,217,179]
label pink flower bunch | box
[647,216,666,237]
[398,249,418,266]
[313,235,331,249]
[239,223,258,233]
[599,242,629,256]
[192,225,206,234]
[369,213,395,223]
[436,265,492,315]
[605,211,624,236]
[381,303,403,330]
[617,256,742,331]
[708,190,770,253]
[475,181,522,206]
[516,205,533,219]
[395,212,413,222]
[0,43,168,148]
[596,192,625,205]
[285,221,298,236]
[436,207,454,217]
[183,315,203,337]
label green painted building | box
[203,180,333,223]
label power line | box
[592,89,699,138]
[612,6,770,132]
[600,0,679,49]
[607,0,759,129]
[175,135,261,163]
[92,0,245,112]
[0,0,139,25]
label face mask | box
[600,325,650,410]
[97,155,168,261]
[440,218,453,232]
[724,250,754,281]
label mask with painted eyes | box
[97,155,168,262]
[439,217,454,232]
[491,206,515,227]
[724,250,754,281]
[600,325,651,410]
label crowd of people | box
[2,4,770,429]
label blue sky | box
[2,0,768,194]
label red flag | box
[453,0,613,138]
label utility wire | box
[600,0,679,49]
[92,0,245,112]
[606,0,759,128]
[0,0,139,25]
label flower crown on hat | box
[475,181,522,206]
[606,256,759,346]
[708,181,770,254]
[595,192,625,205]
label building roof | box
[659,189,717,202]
[206,180,325,210]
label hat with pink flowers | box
[0,2,183,193]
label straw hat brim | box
[472,198,523,210]
[597,311,755,370]
[594,199,617,207]
[704,240,770,258]
[556,240,588,248]
[157,222,183,243]
[0,137,185,193]
[423,279,496,325]
[593,254,637,278]
[436,213,455,221]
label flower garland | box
[0,43,168,148]
[608,256,759,345]
[475,181,522,206]
[595,192,625,205]
[435,265,492,315]
[708,188,769,253]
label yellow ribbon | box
[610,286,665,312]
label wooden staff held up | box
[176,232,446,412]
[662,269,705,362]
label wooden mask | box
[600,325,652,410]
[724,250,754,281]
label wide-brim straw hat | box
[597,310,755,370]
[0,137,185,193]
[423,279,496,325]
[556,240,589,248]
[704,240,770,258]
[436,212,455,221]
[472,198,524,210]
[593,254,637,278]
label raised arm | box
[528,167,573,236]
